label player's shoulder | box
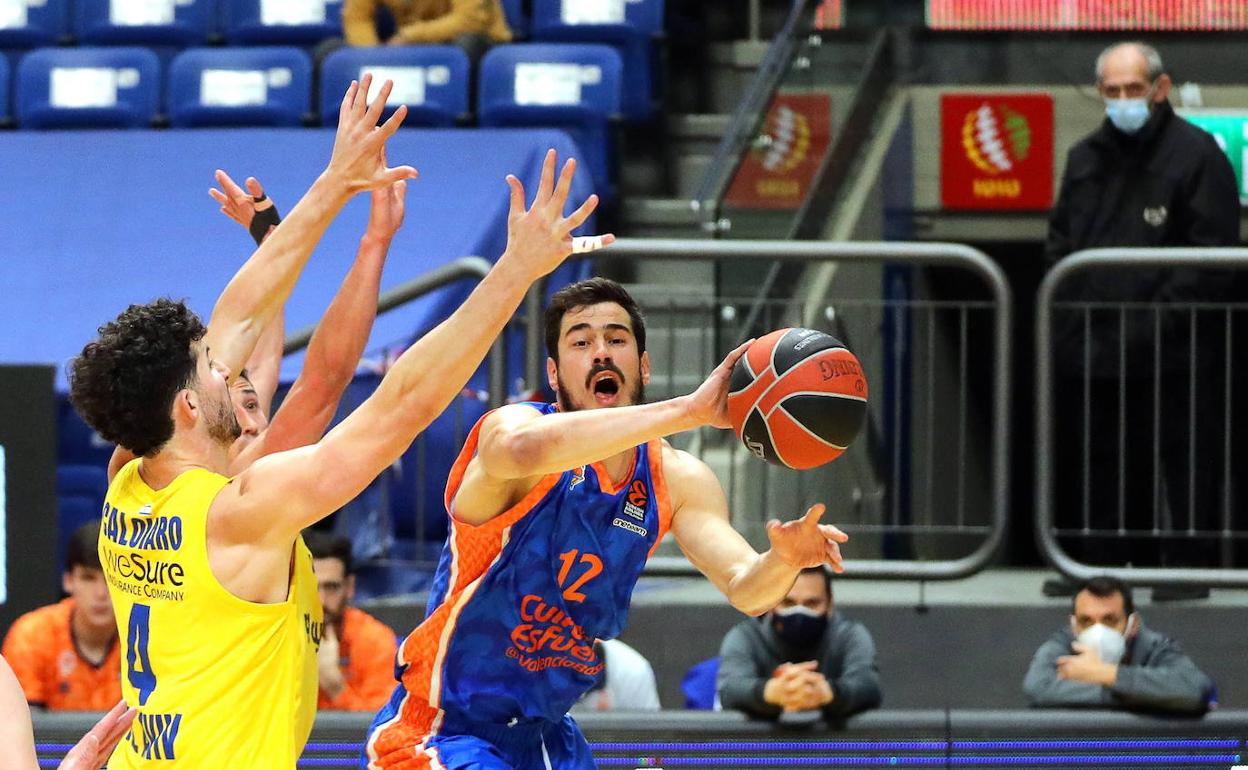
[658,443,720,494]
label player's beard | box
[555,365,645,412]
[202,388,242,447]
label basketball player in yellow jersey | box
[69,74,608,767]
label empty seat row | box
[0,0,660,116]
[1,43,621,192]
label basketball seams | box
[748,346,853,418]
[775,403,851,450]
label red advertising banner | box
[940,93,1054,211]
[927,0,1248,30]
[724,93,833,210]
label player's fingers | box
[339,80,358,121]
[101,707,137,749]
[393,178,407,202]
[377,103,408,140]
[562,192,599,232]
[825,541,845,573]
[506,174,525,217]
[355,74,373,115]
[367,79,395,125]
[208,188,229,206]
[1071,642,1087,654]
[571,233,614,254]
[719,339,754,373]
[214,169,246,199]
[244,177,265,199]
[535,148,557,204]
[548,157,577,212]
[802,503,826,526]
[382,165,419,185]
[817,522,849,543]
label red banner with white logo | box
[940,93,1054,210]
[724,92,833,210]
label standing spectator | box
[1023,576,1214,715]
[305,531,398,711]
[717,567,880,722]
[1,521,120,711]
[1045,41,1240,585]
[571,639,661,713]
[342,0,511,62]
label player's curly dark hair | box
[544,278,647,363]
[68,298,207,457]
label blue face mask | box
[1105,98,1152,135]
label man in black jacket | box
[1046,42,1240,576]
[716,567,881,722]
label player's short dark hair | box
[69,299,206,457]
[1075,575,1134,616]
[66,520,102,573]
[544,278,647,363]
[304,530,354,575]
[800,565,833,601]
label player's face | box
[229,376,269,452]
[549,302,649,412]
[1072,590,1129,635]
[314,557,352,624]
[63,566,116,634]
[776,572,831,617]
[194,344,242,447]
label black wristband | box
[249,204,281,245]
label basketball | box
[726,328,868,470]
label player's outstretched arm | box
[212,150,607,541]
[204,75,417,381]
[474,340,751,481]
[667,455,848,616]
[229,181,403,473]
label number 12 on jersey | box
[556,549,603,603]
[126,603,158,705]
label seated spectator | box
[305,531,398,711]
[1023,576,1214,715]
[342,0,511,62]
[1,521,120,710]
[717,566,881,722]
[570,638,660,713]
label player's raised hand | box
[499,148,614,281]
[326,75,419,194]
[765,504,849,573]
[209,170,271,228]
[364,176,407,244]
[58,700,137,770]
[685,339,753,429]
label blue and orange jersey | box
[376,403,672,732]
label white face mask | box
[1075,622,1127,664]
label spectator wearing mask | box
[305,531,398,711]
[717,567,881,721]
[2,521,120,711]
[1024,576,1214,715]
[570,638,660,713]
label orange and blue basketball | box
[726,328,868,470]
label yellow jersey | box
[99,460,321,769]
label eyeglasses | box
[1100,81,1154,100]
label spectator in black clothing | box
[717,567,880,723]
[1045,42,1241,577]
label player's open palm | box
[766,504,848,573]
[365,177,407,243]
[58,701,136,770]
[502,148,614,280]
[326,74,419,194]
[688,340,752,428]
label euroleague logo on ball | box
[726,328,868,470]
[961,102,1032,175]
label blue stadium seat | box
[0,0,68,47]
[73,0,214,45]
[319,45,468,128]
[0,55,9,122]
[500,0,526,38]
[530,0,662,120]
[681,656,720,710]
[478,43,621,197]
[222,0,341,44]
[16,47,159,128]
[56,464,109,570]
[168,46,310,126]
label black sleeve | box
[716,623,781,719]
[1181,135,1241,248]
[1044,150,1078,267]
[822,622,882,720]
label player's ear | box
[62,570,74,595]
[546,357,559,393]
[174,387,199,425]
[640,351,651,385]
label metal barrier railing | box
[606,239,1011,580]
[1036,248,1248,587]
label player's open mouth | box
[591,372,621,404]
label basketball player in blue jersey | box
[365,278,848,769]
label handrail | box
[282,256,506,408]
[606,238,1011,580]
[1035,247,1248,587]
[690,0,820,232]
